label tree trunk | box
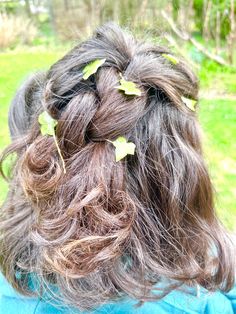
[24,0,32,17]
[215,10,221,55]
[227,0,235,64]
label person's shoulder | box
[94,283,236,314]
[204,285,236,314]
[0,272,41,314]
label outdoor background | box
[0,0,235,230]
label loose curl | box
[0,22,235,311]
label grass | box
[199,60,236,95]
[0,50,235,231]
[198,99,236,230]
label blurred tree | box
[0,0,234,65]
[24,0,32,17]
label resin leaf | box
[181,96,197,111]
[109,136,136,162]
[162,53,179,65]
[2,152,17,178]
[82,58,106,80]
[38,111,66,174]
[116,77,141,96]
[38,111,58,136]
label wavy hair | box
[0,22,235,311]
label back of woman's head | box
[0,22,235,311]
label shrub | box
[0,13,37,49]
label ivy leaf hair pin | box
[38,110,58,136]
[162,53,179,65]
[107,136,136,162]
[38,111,66,174]
[181,96,197,111]
[1,151,17,178]
[82,58,106,80]
[115,74,141,96]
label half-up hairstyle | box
[0,22,235,311]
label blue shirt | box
[0,272,235,314]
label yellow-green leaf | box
[109,136,136,162]
[2,152,17,177]
[82,58,106,80]
[181,96,197,111]
[38,111,58,136]
[162,53,179,65]
[115,77,141,96]
[38,111,66,173]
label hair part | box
[0,22,235,311]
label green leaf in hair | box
[108,136,136,162]
[115,76,141,96]
[181,96,197,111]
[38,111,58,136]
[38,111,66,173]
[2,152,17,178]
[162,53,179,65]
[82,58,106,80]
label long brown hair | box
[0,22,235,311]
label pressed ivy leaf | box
[116,77,141,96]
[82,58,106,80]
[162,53,179,65]
[2,152,17,178]
[38,111,66,173]
[38,111,58,136]
[109,136,136,162]
[181,96,197,111]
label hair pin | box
[181,96,197,111]
[107,136,136,162]
[38,111,66,174]
[162,53,179,65]
[82,58,106,80]
[115,74,141,96]
[1,151,17,178]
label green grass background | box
[0,51,235,230]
